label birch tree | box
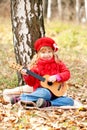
[47,0,52,20]
[57,0,62,19]
[84,0,87,21]
[43,0,48,18]
[10,0,45,85]
[76,0,80,22]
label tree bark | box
[84,0,87,21]
[76,0,80,22]
[57,0,62,19]
[10,0,45,85]
[47,0,52,20]
[43,0,48,18]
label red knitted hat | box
[34,37,58,52]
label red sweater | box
[23,58,70,90]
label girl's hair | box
[29,53,38,69]
[29,47,60,69]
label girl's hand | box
[48,75,57,83]
[21,64,30,75]
[48,74,61,82]
[21,68,28,75]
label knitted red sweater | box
[23,58,70,90]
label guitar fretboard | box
[26,69,45,82]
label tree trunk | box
[43,0,48,18]
[57,0,62,19]
[47,0,52,20]
[84,0,87,21]
[76,0,80,22]
[10,0,45,85]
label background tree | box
[76,0,80,22]
[47,0,52,20]
[10,0,45,85]
[57,0,62,20]
[43,0,48,18]
[84,0,87,21]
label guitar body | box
[41,75,67,97]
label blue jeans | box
[20,88,74,106]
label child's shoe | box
[20,100,36,107]
[36,98,51,108]
[3,89,11,103]
[11,96,20,104]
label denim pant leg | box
[20,88,52,102]
[51,96,74,106]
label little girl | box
[19,37,74,107]
[3,37,74,107]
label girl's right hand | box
[21,64,30,75]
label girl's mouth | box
[42,57,52,60]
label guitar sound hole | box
[47,81,53,86]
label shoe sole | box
[20,100,36,107]
[36,98,45,108]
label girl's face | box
[38,46,54,60]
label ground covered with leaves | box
[0,102,87,130]
[0,14,87,129]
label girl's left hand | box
[48,75,56,82]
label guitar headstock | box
[9,62,23,72]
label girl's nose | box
[45,53,49,56]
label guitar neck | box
[26,69,45,82]
[9,62,45,82]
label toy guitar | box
[9,62,67,97]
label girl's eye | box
[48,51,51,53]
[42,50,46,53]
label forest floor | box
[0,2,87,129]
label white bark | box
[57,0,62,19]
[84,0,87,20]
[12,0,32,64]
[47,0,52,19]
[75,0,80,21]
[11,0,45,64]
[11,0,45,85]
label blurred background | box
[0,0,87,23]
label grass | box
[0,17,18,89]
[0,17,87,91]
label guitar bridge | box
[58,84,61,91]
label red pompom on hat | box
[34,37,58,52]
